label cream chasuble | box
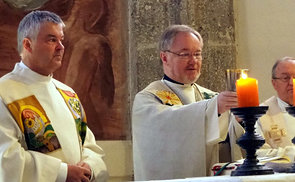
[132,79,229,180]
[0,62,107,182]
[229,96,295,162]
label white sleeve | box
[81,128,108,182]
[132,91,222,179]
[206,95,229,144]
[0,98,62,182]
[56,162,68,182]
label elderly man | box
[230,57,295,162]
[132,24,238,180]
[0,11,108,182]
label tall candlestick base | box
[285,106,295,173]
[230,106,274,176]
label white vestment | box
[0,62,108,182]
[132,79,230,180]
[229,96,295,162]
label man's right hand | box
[66,164,92,182]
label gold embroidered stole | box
[6,88,87,154]
[260,97,291,148]
[149,89,182,106]
[260,113,290,148]
[147,81,217,106]
[8,95,61,153]
[56,88,87,145]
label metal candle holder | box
[230,106,274,176]
[285,106,295,173]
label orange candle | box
[293,79,295,106]
[236,74,259,107]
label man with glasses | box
[230,57,295,163]
[132,24,238,180]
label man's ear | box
[160,51,167,65]
[272,79,277,90]
[23,38,32,53]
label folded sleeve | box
[81,128,108,182]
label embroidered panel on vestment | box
[7,95,61,153]
[57,88,87,145]
[150,90,182,106]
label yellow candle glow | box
[236,72,259,107]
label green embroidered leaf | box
[202,92,218,99]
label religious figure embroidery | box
[7,95,61,153]
[57,88,87,145]
[151,90,182,106]
[265,124,287,146]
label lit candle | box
[293,79,295,106]
[236,72,259,107]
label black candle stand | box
[285,106,295,173]
[230,106,274,176]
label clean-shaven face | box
[272,60,295,105]
[28,22,64,75]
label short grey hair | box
[17,10,65,55]
[272,56,295,78]
[158,24,203,51]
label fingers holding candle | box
[217,91,238,114]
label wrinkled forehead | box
[175,31,202,42]
[276,60,295,75]
[37,22,64,37]
[171,32,203,49]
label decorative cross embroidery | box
[266,124,287,145]
[152,90,182,106]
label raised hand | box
[217,91,238,114]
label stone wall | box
[129,0,236,103]
[0,0,236,142]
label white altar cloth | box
[137,173,295,182]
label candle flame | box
[241,71,248,79]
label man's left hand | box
[217,91,238,114]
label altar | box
[139,173,295,182]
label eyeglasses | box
[164,50,202,60]
[273,75,295,82]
